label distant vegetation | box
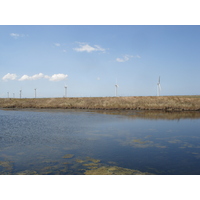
[1,96,200,111]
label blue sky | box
[1,25,200,98]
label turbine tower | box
[64,85,67,97]
[34,88,37,98]
[115,79,119,97]
[20,90,22,99]
[157,76,161,96]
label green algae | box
[0,153,153,175]
[75,159,85,163]
[0,161,13,171]
[83,163,99,167]
[59,166,68,173]
[73,156,152,175]
[147,167,165,174]
[63,162,72,165]
[84,165,153,175]
[132,139,167,148]
[16,170,38,175]
[63,154,74,159]
[108,161,118,165]
[121,137,167,149]
[133,139,149,144]
[85,157,100,163]
[40,163,69,175]
[168,139,182,144]
[178,142,200,149]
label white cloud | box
[116,55,140,62]
[18,75,30,81]
[116,55,132,62]
[18,73,68,82]
[73,43,106,53]
[2,73,17,81]
[93,45,106,52]
[10,33,25,39]
[116,58,125,62]
[136,55,141,58]
[54,43,61,47]
[19,73,45,81]
[10,33,20,38]
[32,73,46,80]
[48,74,68,81]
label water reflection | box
[0,109,200,175]
[91,109,200,120]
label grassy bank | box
[1,96,200,111]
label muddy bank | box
[0,96,200,111]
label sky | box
[1,25,200,98]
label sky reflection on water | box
[0,109,200,175]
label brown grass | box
[1,96,200,111]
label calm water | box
[0,109,200,175]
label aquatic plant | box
[84,166,153,175]
[63,154,74,159]
[0,161,13,171]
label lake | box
[0,109,200,175]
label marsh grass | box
[1,96,200,111]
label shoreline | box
[0,96,200,111]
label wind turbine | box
[20,89,22,98]
[64,85,67,97]
[115,79,119,97]
[34,88,37,98]
[157,76,161,96]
